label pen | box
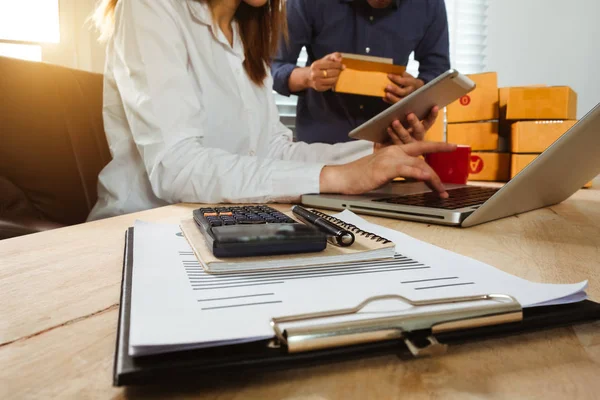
[291,205,355,247]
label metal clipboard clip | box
[270,294,522,357]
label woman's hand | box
[321,141,456,198]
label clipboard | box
[114,228,600,386]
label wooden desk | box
[1,189,600,399]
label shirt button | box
[359,104,364,110]
[248,150,256,156]
[365,47,370,54]
[369,16,374,22]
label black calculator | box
[192,205,327,258]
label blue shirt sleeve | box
[414,0,451,83]
[271,0,313,97]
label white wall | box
[486,0,600,118]
[487,0,600,186]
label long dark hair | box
[235,1,287,85]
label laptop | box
[302,103,600,227]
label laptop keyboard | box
[373,186,500,210]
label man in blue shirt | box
[272,0,450,144]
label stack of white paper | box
[129,211,587,356]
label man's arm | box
[384,0,450,104]
[271,0,313,96]
[414,0,451,84]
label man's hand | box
[373,106,440,153]
[386,106,440,144]
[384,72,424,104]
[306,52,345,92]
[288,52,345,93]
[321,141,456,198]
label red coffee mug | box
[425,145,472,184]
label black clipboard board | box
[114,228,600,386]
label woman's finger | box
[416,158,448,198]
[395,164,431,182]
[402,141,457,157]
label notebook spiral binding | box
[309,209,392,244]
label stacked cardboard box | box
[503,86,590,187]
[446,72,510,181]
[506,87,577,121]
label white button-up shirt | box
[88,0,372,220]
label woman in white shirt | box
[88,0,454,220]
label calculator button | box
[194,205,299,235]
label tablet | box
[348,69,476,143]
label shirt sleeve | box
[263,75,374,165]
[268,121,374,165]
[271,0,313,96]
[110,0,334,204]
[414,0,451,83]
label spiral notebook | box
[179,209,396,273]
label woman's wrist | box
[319,165,345,193]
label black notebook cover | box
[114,228,600,386]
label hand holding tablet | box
[349,70,476,144]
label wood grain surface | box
[1,188,599,399]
